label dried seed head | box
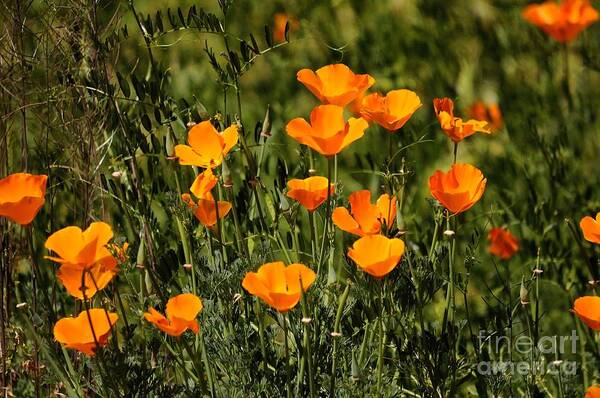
[233,293,242,303]
[183,263,193,270]
[444,229,455,237]
[301,317,312,324]
[330,331,342,337]
[16,302,27,310]
[308,168,317,176]
[533,268,544,275]
[186,121,197,128]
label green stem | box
[329,283,350,396]
[318,158,334,275]
[376,281,386,395]
[283,313,292,398]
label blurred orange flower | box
[0,173,47,225]
[332,190,396,236]
[429,163,486,215]
[488,227,519,260]
[175,121,238,168]
[286,176,334,211]
[242,262,316,312]
[273,12,299,42]
[45,222,118,299]
[286,105,369,157]
[182,168,231,227]
[348,235,405,277]
[297,64,375,107]
[580,213,600,244]
[360,89,422,131]
[586,385,600,398]
[144,293,203,337]
[433,98,491,143]
[53,309,118,356]
[523,0,599,43]
[467,101,503,131]
[572,296,600,330]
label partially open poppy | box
[273,12,299,42]
[0,173,47,225]
[467,101,503,132]
[580,213,600,244]
[488,227,519,260]
[242,262,316,312]
[286,105,369,157]
[332,190,396,236]
[144,293,203,337]
[182,169,231,227]
[523,0,599,43]
[348,235,405,277]
[429,163,486,215]
[586,385,600,398]
[572,296,600,330]
[297,64,375,107]
[360,89,422,132]
[433,98,491,143]
[174,121,238,168]
[45,222,118,299]
[53,308,118,356]
[286,176,334,212]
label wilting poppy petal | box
[433,98,491,142]
[242,262,316,312]
[190,168,218,199]
[429,163,486,215]
[361,89,422,131]
[580,213,600,244]
[0,173,47,225]
[54,309,118,356]
[333,190,395,236]
[348,235,405,277]
[144,293,203,337]
[573,296,600,330]
[488,227,520,260]
[286,176,334,211]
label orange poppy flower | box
[580,213,600,244]
[297,64,375,107]
[0,173,47,225]
[332,190,396,236]
[53,308,118,356]
[467,101,503,131]
[488,227,520,260]
[433,98,491,143]
[348,235,405,277]
[174,121,238,168]
[242,262,316,312]
[286,105,369,157]
[586,385,600,398]
[182,168,231,227]
[429,163,486,215]
[286,176,334,212]
[45,222,118,299]
[144,293,203,337]
[273,13,299,42]
[523,0,599,43]
[360,89,422,132]
[572,296,600,330]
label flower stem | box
[329,283,350,396]
[283,313,292,398]
[318,157,334,275]
[376,280,386,395]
